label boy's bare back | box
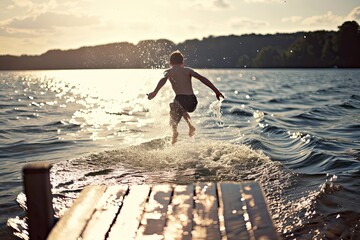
[165,66,194,95]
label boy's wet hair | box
[170,50,183,65]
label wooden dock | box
[23,163,279,240]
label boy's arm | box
[147,77,167,100]
[191,70,224,100]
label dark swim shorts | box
[169,94,198,126]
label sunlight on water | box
[18,69,174,145]
[3,69,360,239]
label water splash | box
[209,98,223,119]
[208,98,224,128]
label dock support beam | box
[23,162,55,240]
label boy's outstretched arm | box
[147,77,167,100]
[192,71,224,100]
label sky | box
[0,0,359,55]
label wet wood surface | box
[48,182,278,240]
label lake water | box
[0,69,359,239]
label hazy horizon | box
[0,28,343,57]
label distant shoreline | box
[1,21,359,70]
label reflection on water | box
[1,69,360,239]
[34,70,168,144]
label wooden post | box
[23,162,55,240]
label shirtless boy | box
[147,50,224,144]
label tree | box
[336,21,360,67]
[236,54,251,67]
[321,35,337,67]
[252,46,283,67]
[284,31,334,67]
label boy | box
[147,50,224,144]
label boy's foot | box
[189,125,196,137]
[172,131,179,145]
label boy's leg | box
[171,124,179,144]
[183,112,196,137]
[169,102,182,144]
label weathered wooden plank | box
[241,182,279,240]
[163,184,194,240]
[47,185,107,240]
[193,182,221,240]
[43,181,276,240]
[136,184,173,239]
[218,182,251,240]
[23,162,55,240]
[107,185,150,240]
[80,185,129,240]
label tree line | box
[0,21,359,70]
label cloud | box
[3,12,98,30]
[0,25,37,37]
[7,0,34,9]
[347,6,360,21]
[282,8,360,32]
[184,0,231,10]
[231,17,269,29]
[213,0,230,8]
[7,0,58,15]
[281,16,303,23]
[1,1,100,38]
[244,0,282,3]
[301,11,343,27]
